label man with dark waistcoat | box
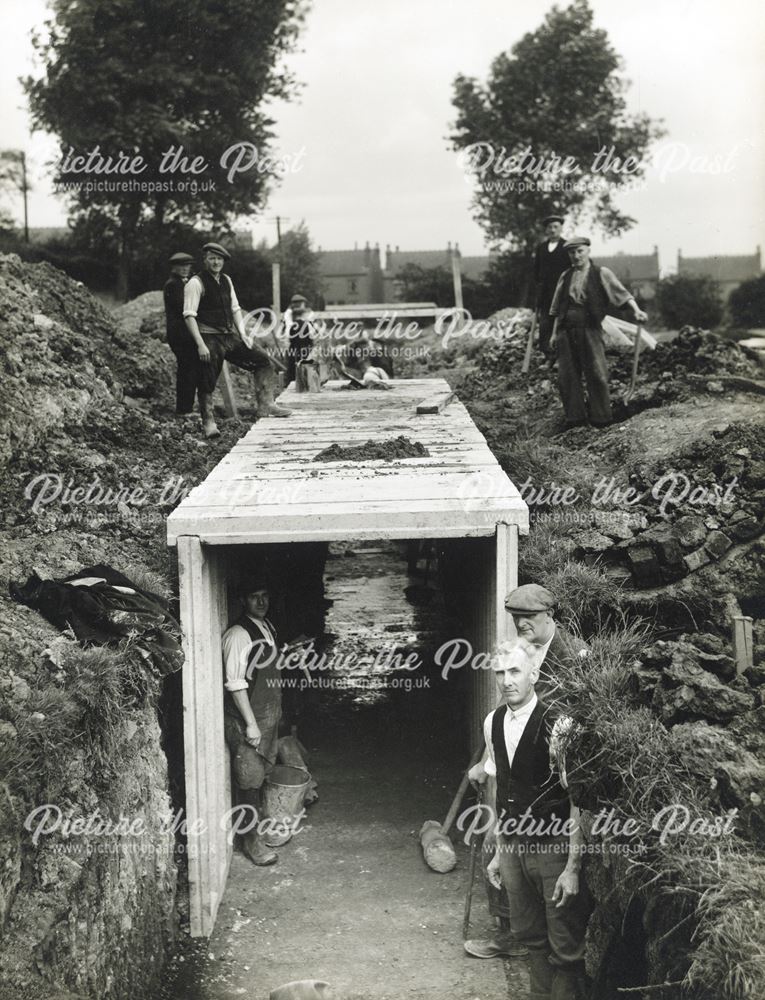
[183,242,291,438]
[222,576,286,866]
[163,251,199,415]
[483,640,591,1000]
[532,215,570,357]
[550,237,647,429]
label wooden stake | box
[732,615,754,675]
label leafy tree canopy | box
[450,0,664,252]
[24,0,308,294]
[656,274,723,330]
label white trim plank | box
[178,536,231,937]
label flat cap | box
[542,214,564,225]
[290,293,308,306]
[563,236,591,249]
[504,583,556,613]
[202,242,231,260]
[169,251,194,264]
[239,572,270,595]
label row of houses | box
[317,242,763,305]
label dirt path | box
[164,543,526,999]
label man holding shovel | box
[549,237,647,429]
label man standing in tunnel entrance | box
[484,640,590,1000]
[222,576,285,866]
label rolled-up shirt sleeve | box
[183,275,204,318]
[222,625,251,692]
[599,266,635,309]
[483,711,497,776]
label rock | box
[744,664,765,687]
[626,545,662,588]
[707,381,724,392]
[683,547,710,573]
[572,528,613,555]
[590,510,635,542]
[9,674,30,702]
[675,515,707,549]
[704,531,732,560]
[729,516,761,542]
[690,633,726,655]
[654,655,756,724]
[696,649,736,681]
[629,663,661,700]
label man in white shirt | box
[478,640,589,1000]
[183,242,290,438]
[222,576,284,866]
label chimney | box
[364,241,371,266]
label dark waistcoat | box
[557,263,609,328]
[224,615,280,718]
[196,269,235,333]
[492,698,570,834]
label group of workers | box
[533,214,648,428]
[221,569,591,1000]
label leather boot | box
[198,392,220,438]
[527,948,554,1000]
[254,368,291,417]
[242,828,278,866]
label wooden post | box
[178,537,232,937]
[495,522,518,646]
[451,247,463,313]
[272,261,282,321]
[732,615,754,675]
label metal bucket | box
[263,764,311,821]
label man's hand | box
[551,867,579,908]
[632,307,648,323]
[487,849,502,889]
[468,762,487,790]
[197,343,211,362]
[244,723,261,747]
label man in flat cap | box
[532,215,570,358]
[503,584,589,697]
[163,252,199,416]
[549,237,647,429]
[183,242,291,438]
[284,293,317,387]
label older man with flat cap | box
[532,215,570,358]
[503,584,589,698]
[163,251,199,416]
[549,237,647,429]
[183,242,291,438]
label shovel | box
[521,311,538,374]
[623,323,644,404]
[462,786,484,939]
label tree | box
[24,0,307,298]
[728,275,765,329]
[270,222,324,308]
[656,275,723,330]
[450,0,663,257]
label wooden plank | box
[416,391,456,415]
[209,548,233,911]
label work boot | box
[464,936,528,959]
[254,368,291,418]
[242,829,277,866]
[527,948,554,1000]
[198,392,220,438]
[550,966,587,1000]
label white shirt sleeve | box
[183,275,204,318]
[222,625,251,692]
[483,711,497,776]
[228,276,242,316]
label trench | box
[161,540,528,1000]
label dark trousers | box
[286,331,314,386]
[538,310,555,356]
[556,309,612,425]
[167,329,201,414]
[198,330,272,395]
[498,836,589,999]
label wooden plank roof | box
[167,378,528,545]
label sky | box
[2,0,764,274]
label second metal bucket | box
[263,764,311,821]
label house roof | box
[319,249,372,276]
[678,253,762,283]
[595,252,659,283]
[387,250,452,274]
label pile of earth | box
[313,436,430,462]
[0,253,259,999]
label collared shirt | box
[531,633,554,671]
[483,693,572,788]
[183,272,244,326]
[222,616,277,692]
[549,263,634,316]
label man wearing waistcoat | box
[163,251,198,415]
[532,215,570,358]
[222,576,285,866]
[484,640,590,1000]
[183,242,291,438]
[550,237,647,429]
